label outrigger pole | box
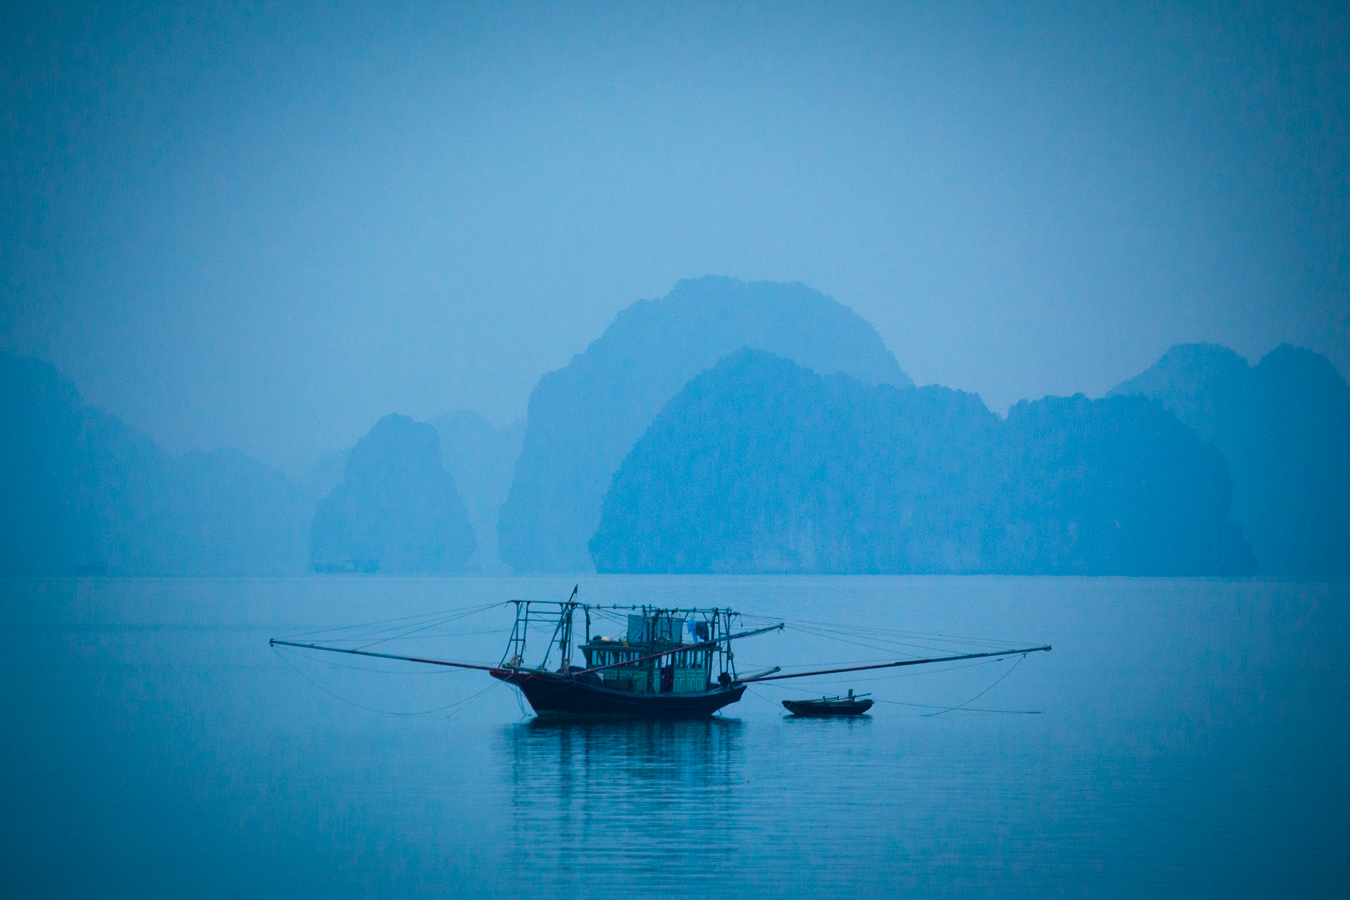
[734,644,1051,683]
[268,639,497,671]
[269,635,1049,684]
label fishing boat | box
[782,689,873,717]
[269,587,1050,719]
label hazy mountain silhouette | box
[591,350,1254,575]
[158,449,312,575]
[429,411,525,574]
[499,277,912,573]
[1,353,102,574]
[590,350,994,573]
[299,411,521,573]
[310,414,476,574]
[1112,343,1350,574]
[299,446,351,506]
[1,351,310,575]
[991,393,1254,575]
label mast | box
[559,586,577,673]
[729,609,739,680]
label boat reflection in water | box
[497,717,746,887]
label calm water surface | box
[1,576,1346,898]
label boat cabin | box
[580,612,715,694]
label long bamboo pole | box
[735,645,1051,683]
[269,639,497,671]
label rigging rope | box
[747,654,1041,716]
[272,645,497,717]
[279,600,507,641]
[921,654,1027,717]
[737,654,1014,683]
[740,613,1032,655]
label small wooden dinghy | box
[782,689,873,717]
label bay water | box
[1,576,1345,898]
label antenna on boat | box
[560,585,578,674]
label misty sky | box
[4,1,1347,468]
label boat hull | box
[781,698,874,717]
[491,668,745,718]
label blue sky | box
[4,1,1346,466]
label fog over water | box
[4,1,1348,464]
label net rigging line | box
[740,620,1015,658]
[749,654,1040,715]
[922,654,1027,717]
[740,613,1029,652]
[272,645,500,717]
[354,627,510,642]
[738,654,1016,686]
[280,653,472,676]
[278,600,509,644]
[769,614,1024,646]
[729,631,1031,680]
[352,603,505,652]
[748,683,1038,716]
[271,601,512,671]
[781,624,1015,656]
[876,698,1041,715]
[444,680,508,719]
[777,627,961,658]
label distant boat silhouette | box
[313,559,380,574]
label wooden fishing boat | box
[782,689,873,717]
[269,587,1050,719]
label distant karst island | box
[310,414,476,575]
[590,349,1254,576]
[4,277,1347,577]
